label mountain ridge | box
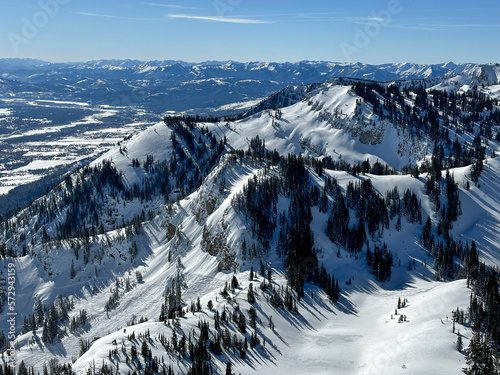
[1,71,500,374]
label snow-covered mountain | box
[207,84,431,169]
[1,73,500,374]
[1,60,497,206]
[431,64,500,93]
[0,59,491,114]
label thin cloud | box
[351,16,386,22]
[389,22,500,31]
[140,3,202,11]
[230,12,349,23]
[235,13,388,24]
[167,14,271,24]
[389,23,444,31]
[71,11,155,21]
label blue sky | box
[1,0,499,64]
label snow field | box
[5,80,500,373]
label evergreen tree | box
[248,306,257,329]
[445,170,460,222]
[421,216,433,250]
[456,332,463,352]
[42,304,59,342]
[130,344,138,361]
[0,331,6,351]
[17,361,28,375]
[196,296,202,312]
[141,340,150,360]
[463,332,497,375]
[238,314,247,333]
[70,259,76,279]
[470,159,483,183]
[247,282,256,304]
[36,300,44,327]
[231,275,239,290]
[259,261,265,277]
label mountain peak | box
[442,61,457,69]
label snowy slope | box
[3,76,500,374]
[430,64,500,92]
[9,158,480,374]
[68,277,472,375]
[205,85,431,170]
[448,158,500,267]
[6,147,495,374]
[91,121,174,187]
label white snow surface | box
[204,85,430,170]
[92,121,174,187]
[8,153,498,374]
[431,63,500,93]
[5,82,500,374]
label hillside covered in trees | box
[1,73,500,374]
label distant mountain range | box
[1,59,498,114]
